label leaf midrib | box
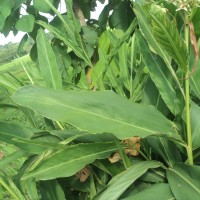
[25,146,117,179]
[19,95,165,135]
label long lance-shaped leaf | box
[149,5,188,72]
[94,161,161,200]
[136,31,181,116]
[12,85,180,140]
[36,29,62,89]
[133,2,185,98]
[22,142,118,180]
[167,164,200,200]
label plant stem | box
[184,14,193,165]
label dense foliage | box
[0,0,200,199]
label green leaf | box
[191,7,200,38]
[109,0,135,31]
[0,0,15,30]
[133,2,185,98]
[22,142,118,180]
[12,85,179,140]
[36,29,62,89]
[40,180,66,200]
[149,4,188,71]
[33,0,53,13]
[15,14,35,32]
[121,183,175,200]
[136,31,181,116]
[0,120,33,144]
[167,164,200,200]
[94,161,161,200]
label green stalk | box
[184,14,193,165]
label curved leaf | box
[12,85,179,140]
[22,142,118,180]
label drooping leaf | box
[36,29,62,89]
[12,85,179,140]
[94,161,161,200]
[167,164,200,200]
[22,142,118,180]
[15,14,35,32]
[121,183,174,200]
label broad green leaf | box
[40,180,66,200]
[36,29,62,89]
[0,0,15,30]
[133,1,185,98]
[121,183,175,200]
[94,161,161,200]
[12,85,179,140]
[33,0,53,13]
[0,121,33,144]
[167,164,200,200]
[136,31,181,116]
[15,14,35,32]
[17,34,28,55]
[149,5,188,71]
[22,142,118,180]
[0,73,21,90]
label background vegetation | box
[0,0,200,199]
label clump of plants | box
[0,0,200,199]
